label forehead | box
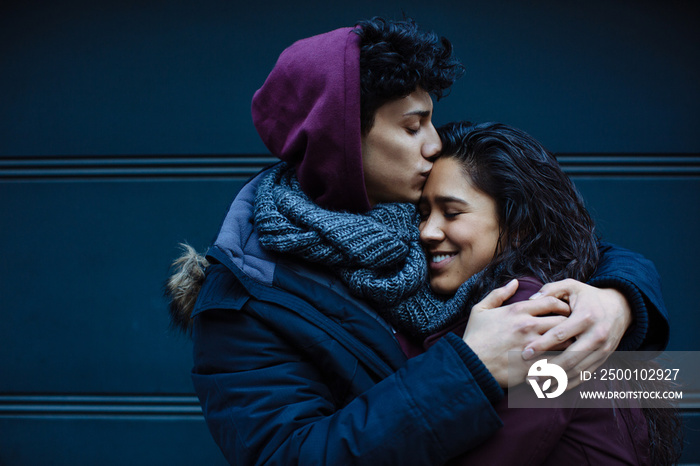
[421,157,485,203]
[375,88,433,118]
[423,158,468,191]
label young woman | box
[409,121,682,465]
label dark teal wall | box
[2,0,699,155]
[1,0,698,464]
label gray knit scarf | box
[254,163,481,340]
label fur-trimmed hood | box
[166,167,280,331]
[166,243,209,331]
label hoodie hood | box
[166,170,277,331]
[166,243,209,331]
[251,27,371,213]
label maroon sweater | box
[396,277,650,465]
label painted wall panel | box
[0,417,227,465]
[1,0,698,463]
[0,179,242,393]
[1,1,698,156]
[573,177,700,351]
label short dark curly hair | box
[354,17,465,134]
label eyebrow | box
[420,195,469,206]
[434,195,468,205]
[403,110,431,118]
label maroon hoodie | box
[251,27,371,213]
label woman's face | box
[418,157,501,295]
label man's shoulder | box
[191,263,251,317]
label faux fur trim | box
[166,243,209,332]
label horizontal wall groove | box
[0,155,278,181]
[1,392,698,419]
[557,154,700,177]
[0,154,699,180]
[0,394,203,419]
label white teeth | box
[432,254,454,264]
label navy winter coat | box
[187,169,669,465]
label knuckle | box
[567,278,583,289]
[516,320,535,334]
[546,296,564,308]
[508,302,525,314]
[554,328,568,342]
[587,304,604,317]
[546,296,569,314]
[579,313,595,326]
[591,328,608,345]
[557,358,574,371]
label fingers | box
[548,339,575,352]
[523,312,586,357]
[530,278,583,301]
[517,316,572,361]
[474,279,519,310]
[518,296,571,317]
[549,346,603,373]
[552,350,610,392]
[532,315,568,335]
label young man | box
[168,18,668,464]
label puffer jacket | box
[184,167,504,465]
[171,166,669,465]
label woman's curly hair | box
[438,121,683,465]
[354,17,465,134]
[438,121,600,303]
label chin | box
[429,278,459,296]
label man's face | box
[361,88,441,205]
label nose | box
[419,213,444,244]
[421,123,442,160]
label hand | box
[463,279,571,387]
[522,279,633,388]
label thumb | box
[475,279,519,310]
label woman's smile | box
[428,251,458,270]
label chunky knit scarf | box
[254,163,481,340]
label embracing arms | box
[191,300,503,465]
[462,241,669,386]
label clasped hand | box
[463,279,632,388]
